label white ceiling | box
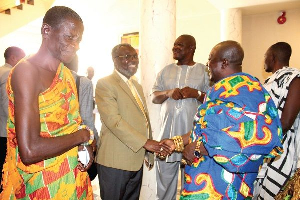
[207,0,300,15]
[12,0,300,38]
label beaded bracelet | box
[78,125,94,146]
[172,135,184,152]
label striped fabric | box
[0,64,93,199]
[254,67,300,199]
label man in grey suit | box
[0,46,25,192]
[64,54,99,143]
[95,43,171,200]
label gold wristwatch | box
[194,140,202,158]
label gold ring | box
[181,159,187,165]
[157,154,166,160]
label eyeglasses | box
[115,54,138,60]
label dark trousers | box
[97,163,143,200]
[0,137,7,192]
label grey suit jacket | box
[0,63,12,138]
[95,71,153,171]
[71,71,99,141]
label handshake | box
[144,133,207,166]
[144,136,185,159]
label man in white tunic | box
[152,35,210,200]
[254,42,300,199]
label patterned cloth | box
[180,72,283,200]
[254,67,300,199]
[0,64,93,199]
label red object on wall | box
[277,11,286,24]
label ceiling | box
[5,0,300,38]
[207,0,300,15]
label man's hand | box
[159,139,176,152]
[166,88,183,100]
[182,141,197,165]
[180,87,198,99]
[144,139,172,156]
[156,139,176,159]
[77,145,94,172]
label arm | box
[12,64,90,165]
[144,139,172,155]
[182,135,208,164]
[162,131,208,164]
[176,66,210,103]
[152,88,183,104]
[180,87,206,103]
[280,77,300,133]
[151,67,183,104]
[158,131,196,157]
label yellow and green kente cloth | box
[1,63,93,199]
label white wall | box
[177,0,220,65]
[0,0,140,84]
[1,1,300,82]
[242,8,300,81]
[0,22,41,65]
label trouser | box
[97,164,143,200]
[156,160,184,200]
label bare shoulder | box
[13,58,39,77]
[11,58,41,94]
[289,77,300,94]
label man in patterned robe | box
[253,42,300,199]
[161,40,283,200]
[0,6,94,199]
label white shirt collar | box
[115,69,129,83]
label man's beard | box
[116,65,137,78]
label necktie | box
[128,79,146,115]
[128,79,153,169]
[127,79,151,136]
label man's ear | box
[190,45,196,51]
[221,58,228,69]
[41,23,51,38]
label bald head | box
[207,40,244,82]
[4,46,26,67]
[86,66,94,80]
[178,35,196,48]
[213,40,244,67]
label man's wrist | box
[79,125,94,146]
[197,90,202,100]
